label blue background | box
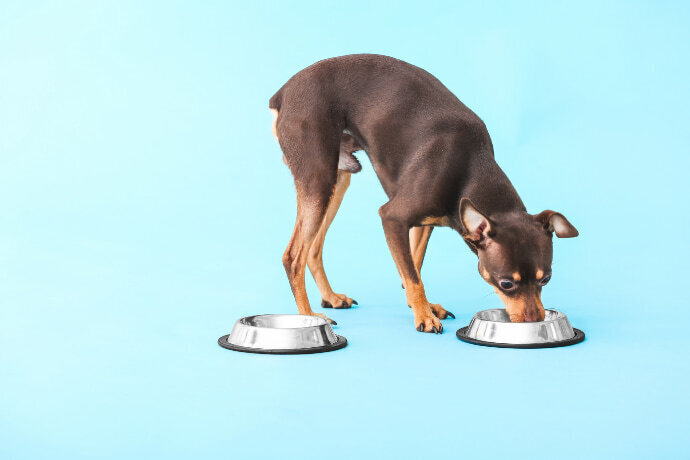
[1,1,689,459]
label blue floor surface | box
[1,2,689,459]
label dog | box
[269,54,578,334]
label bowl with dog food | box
[218,314,347,354]
[456,308,585,348]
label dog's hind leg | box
[283,178,338,323]
[307,171,356,310]
[278,111,342,323]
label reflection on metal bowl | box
[218,314,347,354]
[457,309,585,349]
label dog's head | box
[459,198,578,322]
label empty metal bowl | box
[456,309,585,348]
[218,314,347,354]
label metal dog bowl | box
[456,309,585,349]
[218,314,347,354]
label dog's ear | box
[534,210,579,238]
[460,198,492,243]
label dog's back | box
[270,54,481,133]
[270,54,491,195]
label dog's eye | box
[499,280,516,291]
[540,275,552,286]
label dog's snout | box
[523,309,541,322]
[498,291,545,323]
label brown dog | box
[269,54,578,334]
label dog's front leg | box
[410,226,433,273]
[379,206,445,333]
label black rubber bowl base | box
[217,334,347,355]
[456,327,585,349]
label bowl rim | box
[239,314,330,330]
[472,308,566,324]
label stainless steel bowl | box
[218,314,347,354]
[457,309,585,348]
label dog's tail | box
[269,88,283,111]
[268,88,284,144]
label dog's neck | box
[451,152,526,232]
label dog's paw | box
[429,303,455,320]
[321,292,358,309]
[414,311,443,334]
[314,313,337,325]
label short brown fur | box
[270,55,578,332]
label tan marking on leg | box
[408,227,423,272]
[380,212,447,330]
[420,216,450,227]
[383,224,436,328]
[409,226,433,274]
[283,188,333,321]
[307,171,354,308]
[403,279,447,329]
